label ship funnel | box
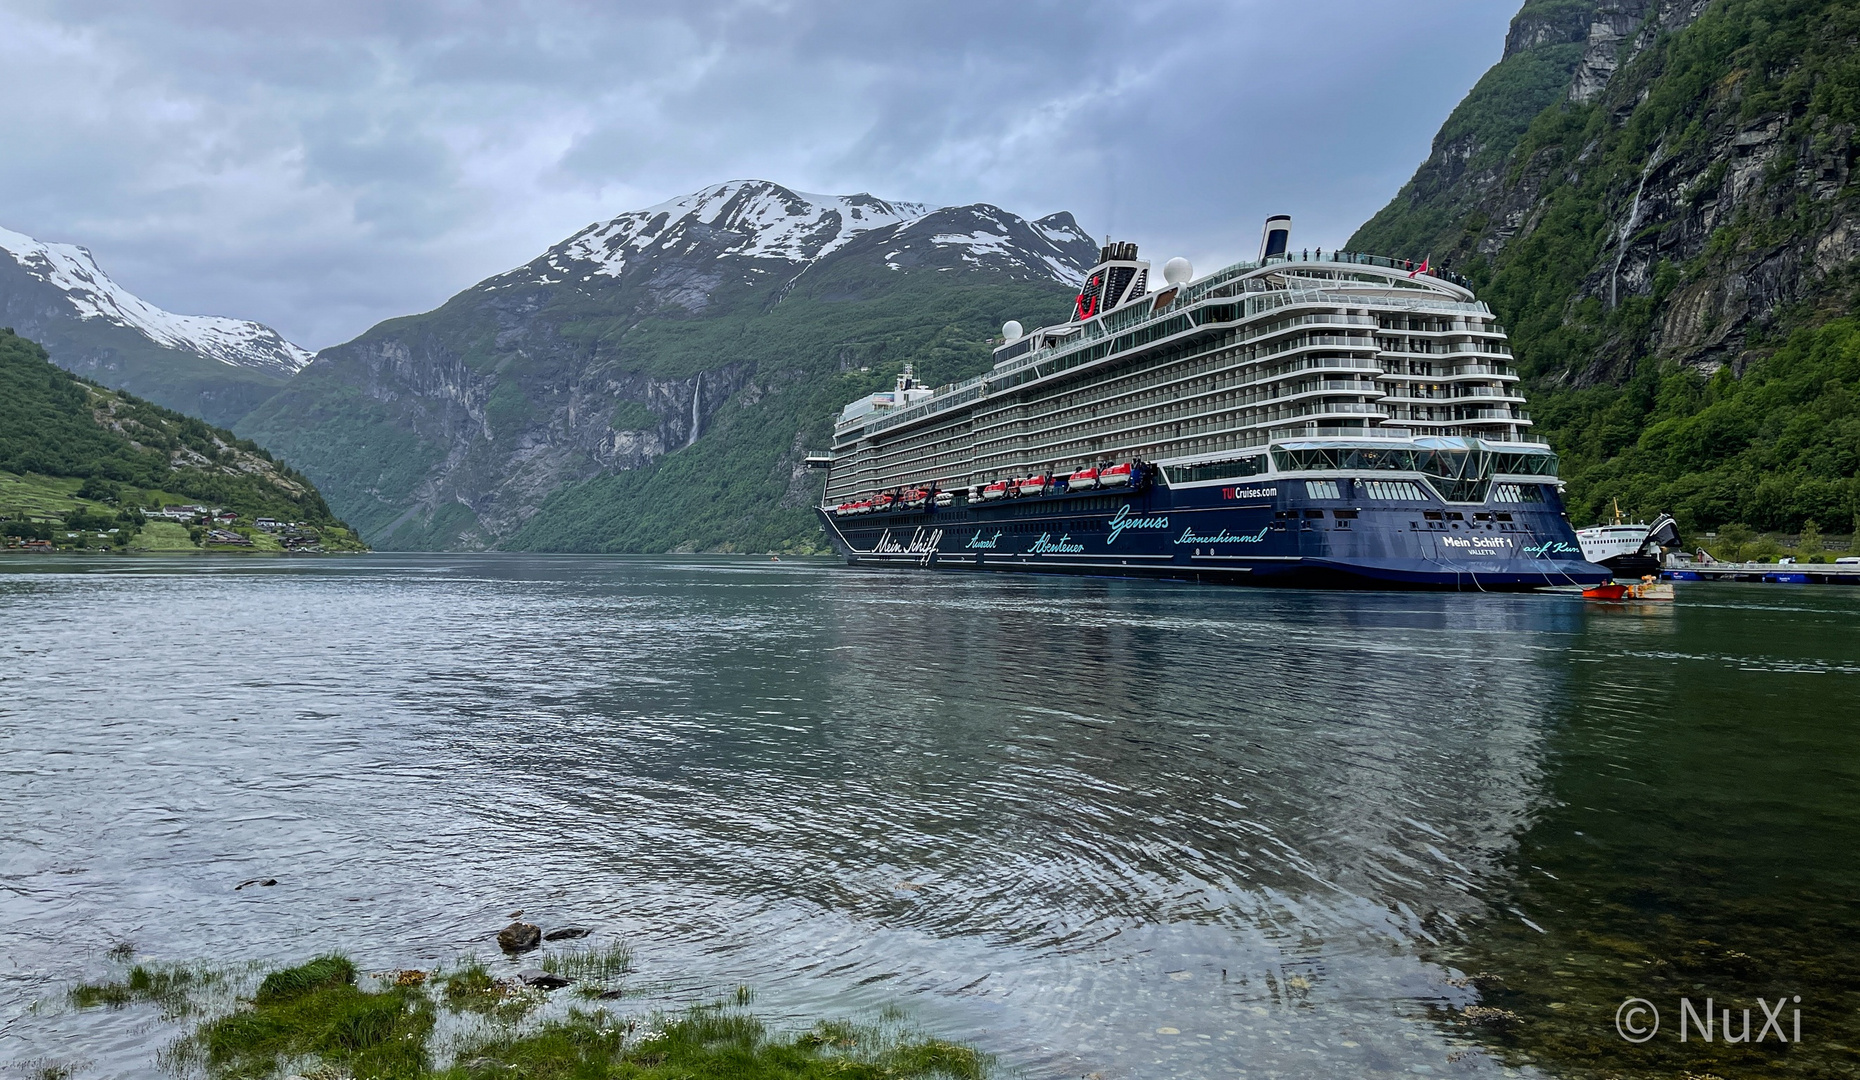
[1258,215,1291,260]
[1097,240,1139,263]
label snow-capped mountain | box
[486,180,1099,303]
[0,225,312,376]
[245,178,1099,553]
[548,182,932,277]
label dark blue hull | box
[817,481,1610,590]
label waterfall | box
[1611,146,1664,309]
[687,371,702,447]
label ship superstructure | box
[813,219,1610,589]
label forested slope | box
[1353,0,1860,534]
[0,327,362,548]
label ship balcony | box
[1375,325,1512,344]
[1376,340,1515,358]
[1252,383,1385,409]
[1253,335,1381,365]
[1387,407,1532,425]
[1247,313,1381,339]
[1256,357,1385,383]
[1377,365,1519,383]
[1243,401,1391,432]
[1268,422,1414,440]
[1379,386,1525,403]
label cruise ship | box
[812,218,1611,589]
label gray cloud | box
[0,0,1511,349]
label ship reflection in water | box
[1,557,1853,1079]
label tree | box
[1715,522,1753,562]
[1799,519,1823,554]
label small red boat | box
[1018,475,1048,496]
[1099,462,1134,487]
[980,481,1009,501]
[1067,466,1099,490]
[1583,576,1675,602]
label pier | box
[1668,561,1860,585]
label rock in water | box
[542,925,591,941]
[517,968,571,989]
[497,921,541,952]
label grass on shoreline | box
[69,952,988,1080]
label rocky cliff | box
[1353,0,1860,532]
[239,181,1095,551]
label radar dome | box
[1002,320,1024,340]
[1162,257,1193,286]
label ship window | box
[1492,482,1546,503]
[1496,513,1514,522]
[1474,512,1493,521]
[1304,480,1341,500]
[1361,480,1426,501]
[1304,509,1325,519]
[1423,511,1444,520]
[1332,510,1359,519]
[1446,512,1464,521]
[1164,454,1268,484]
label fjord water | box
[2,556,1855,1079]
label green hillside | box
[0,327,363,552]
[1352,0,1860,537]
[501,278,1074,554]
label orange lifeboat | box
[981,481,1009,501]
[1099,462,1134,488]
[1067,466,1099,491]
[1017,475,1048,497]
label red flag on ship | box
[1408,255,1431,278]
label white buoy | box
[1162,257,1192,286]
[1001,320,1023,340]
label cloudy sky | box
[0,1,1515,350]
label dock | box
[1667,562,1860,584]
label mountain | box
[0,327,362,550]
[0,225,312,427]
[1352,0,1860,536]
[238,180,1097,552]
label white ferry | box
[812,218,1611,589]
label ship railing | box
[1378,341,1515,357]
[1269,424,1416,440]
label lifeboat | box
[1067,466,1099,491]
[847,500,872,515]
[873,493,895,511]
[1018,475,1048,497]
[1099,462,1134,488]
[981,481,1009,501]
[903,488,931,508]
[833,502,854,517]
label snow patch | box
[550,181,935,278]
